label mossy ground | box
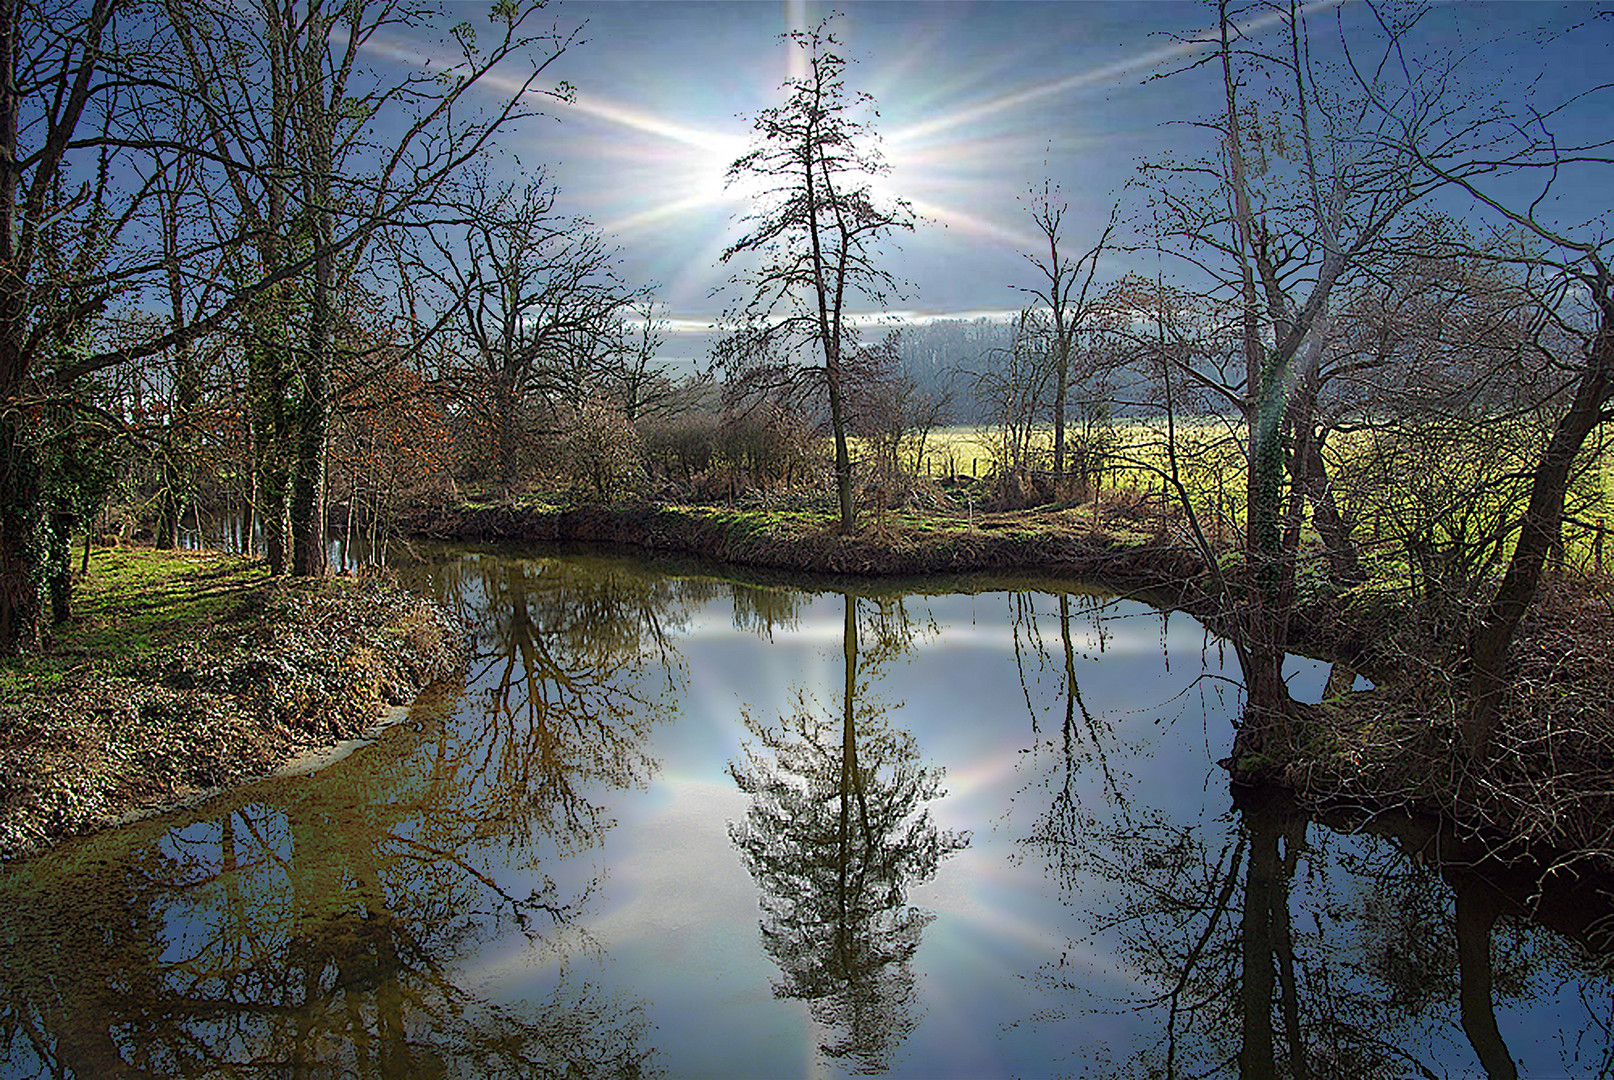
[0,548,466,861]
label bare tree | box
[1135,0,1614,765]
[419,173,643,492]
[1015,185,1117,498]
[1141,0,1516,755]
[160,0,580,574]
[719,13,916,533]
[846,331,952,481]
[971,307,1057,483]
[1375,51,1614,755]
[0,0,153,652]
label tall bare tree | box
[1144,0,1504,754]
[719,14,916,533]
[1375,40,1614,754]
[0,0,142,652]
[162,0,580,575]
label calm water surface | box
[2,547,1611,1078]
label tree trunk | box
[47,505,73,625]
[248,295,293,575]
[1466,301,1613,753]
[261,480,288,575]
[0,413,43,653]
[1455,879,1518,1080]
[495,375,518,490]
[1232,638,1291,764]
[1302,435,1363,586]
[289,367,328,577]
[290,48,334,579]
[290,394,327,576]
[0,7,39,656]
[156,337,200,550]
[1238,794,1279,1078]
[827,346,856,533]
[154,486,179,550]
[1053,339,1068,496]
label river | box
[1,545,1609,1078]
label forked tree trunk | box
[1466,298,1614,753]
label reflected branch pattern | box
[727,593,968,1074]
[0,551,705,1079]
[1028,778,1614,1079]
[1010,590,1132,889]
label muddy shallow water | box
[2,547,1609,1078]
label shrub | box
[561,398,645,503]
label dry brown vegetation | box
[1218,574,1614,874]
[0,551,465,860]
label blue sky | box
[419,1,1611,361]
[522,0,1214,323]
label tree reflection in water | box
[1023,761,1614,1077]
[10,555,1614,1077]
[727,592,968,1074]
[0,552,711,1079]
[996,593,1614,1078]
[1007,589,1135,892]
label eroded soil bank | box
[0,551,465,861]
[401,501,1208,584]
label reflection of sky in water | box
[3,555,1610,1079]
[506,582,1610,1078]
[450,585,1249,1077]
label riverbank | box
[399,499,1394,665]
[401,499,1209,587]
[0,548,465,861]
[402,498,1614,873]
[10,502,1607,872]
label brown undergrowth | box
[0,555,466,861]
[1253,575,1614,874]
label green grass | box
[913,418,1614,575]
[0,548,266,694]
[0,547,467,860]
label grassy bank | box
[0,548,465,861]
[402,499,1208,587]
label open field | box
[897,419,1614,578]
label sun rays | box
[365,0,1362,322]
[534,0,1336,308]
